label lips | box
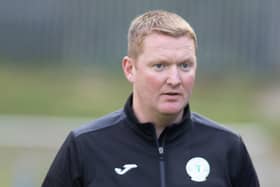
[161,92,181,96]
[165,93,179,96]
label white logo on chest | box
[186,157,210,182]
[115,164,138,175]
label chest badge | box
[186,157,210,182]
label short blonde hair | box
[127,10,197,59]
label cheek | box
[183,75,196,88]
[145,74,164,90]
[135,72,162,94]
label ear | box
[122,56,135,83]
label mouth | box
[162,92,181,96]
[161,93,182,101]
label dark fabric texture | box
[42,96,259,187]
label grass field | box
[0,63,279,134]
[1,64,129,117]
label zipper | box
[154,129,167,187]
[158,146,166,187]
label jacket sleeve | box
[41,132,83,187]
[230,136,260,187]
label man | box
[42,10,259,187]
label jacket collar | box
[124,94,193,143]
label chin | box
[159,107,183,115]
[158,102,188,116]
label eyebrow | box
[180,57,196,64]
[147,54,196,65]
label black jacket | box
[42,96,259,187]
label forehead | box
[140,33,196,61]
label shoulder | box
[190,112,249,158]
[191,112,241,139]
[72,109,126,138]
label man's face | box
[124,32,197,119]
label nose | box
[166,66,181,86]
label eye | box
[179,63,191,71]
[153,63,166,71]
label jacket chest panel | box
[83,139,160,187]
[86,153,160,187]
[164,145,230,187]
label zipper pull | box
[158,146,164,155]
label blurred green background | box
[0,0,279,186]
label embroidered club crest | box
[186,157,210,182]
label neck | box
[133,104,184,138]
[153,112,183,137]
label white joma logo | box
[114,164,138,175]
